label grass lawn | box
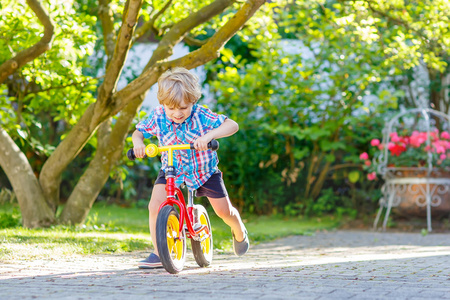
[0,203,339,262]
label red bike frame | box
[153,145,211,240]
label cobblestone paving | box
[1,230,449,299]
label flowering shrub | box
[360,130,450,180]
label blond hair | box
[157,67,201,107]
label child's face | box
[163,100,193,124]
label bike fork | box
[185,190,201,234]
[187,190,197,225]
[184,189,210,242]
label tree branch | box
[183,34,208,47]
[96,0,143,108]
[328,163,361,172]
[98,0,116,60]
[0,0,55,84]
[112,0,265,111]
[146,0,235,67]
[161,0,265,69]
[132,0,173,44]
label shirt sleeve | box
[199,105,228,130]
[136,109,157,139]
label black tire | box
[156,205,186,274]
[191,205,213,267]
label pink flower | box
[365,131,450,182]
[433,141,446,154]
[367,172,377,181]
[371,139,380,146]
[410,131,427,147]
[390,132,400,143]
[441,131,450,139]
[430,130,439,140]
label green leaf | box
[325,154,335,163]
[348,171,360,183]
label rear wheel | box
[191,205,213,267]
[156,205,186,274]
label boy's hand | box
[193,119,238,151]
[133,142,147,158]
[194,135,211,151]
[132,130,146,158]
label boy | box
[132,67,249,268]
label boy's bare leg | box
[208,196,246,241]
[148,184,167,256]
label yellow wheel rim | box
[199,214,211,255]
[167,214,183,261]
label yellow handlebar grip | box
[145,144,159,157]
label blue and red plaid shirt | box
[136,104,227,190]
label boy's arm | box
[194,118,239,151]
[132,130,147,158]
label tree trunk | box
[428,67,442,112]
[0,127,55,227]
[310,160,332,200]
[58,120,113,224]
[440,71,450,114]
[59,96,144,224]
[39,0,143,211]
[39,104,100,211]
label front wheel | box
[156,205,186,274]
[191,205,213,267]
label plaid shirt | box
[136,104,227,190]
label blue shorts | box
[154,169,228,199]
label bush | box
[0,211,21,229]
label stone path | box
[1,230,450,299]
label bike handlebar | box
[127,139,219,161]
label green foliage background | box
[1,0,449,221]
[202,0,449,217]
